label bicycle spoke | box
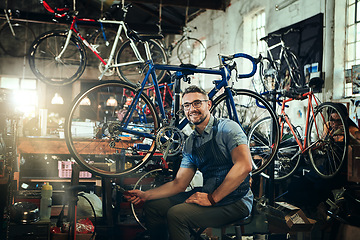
[65,81,159,177]
[131,168,173,229]
[211,89,280,176]
[177,38,206,66]
[0,23,36,57]
[250,116,301,180]
[29,31,86,86]
[116,40,167,85]
[307,103,348,178]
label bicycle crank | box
[155,126,184,157]
[99,59,116,76]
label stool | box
[192,214,252,240]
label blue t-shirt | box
[181,116,253,211]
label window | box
[242,9,266,92]
[0,77,38,117]
[345,0,360,96]
[250,10,266,57]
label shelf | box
[17,137,139,154]
[25,178,102,184]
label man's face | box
[330,113,342,130]
[182,92,211,125]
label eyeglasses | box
[182,100,208,110]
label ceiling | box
[0,0,230,35]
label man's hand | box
[185,192,213,206]
[124,189,146,205]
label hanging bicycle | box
[157,3,206,66]
[260,28,302,89]
[0,9,35,58]
[28,0,167,86]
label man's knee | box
[167,204,189,225]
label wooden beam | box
[127,0,230,11]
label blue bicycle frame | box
[120,53,258,139]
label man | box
[125,85,253,240]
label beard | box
[189,111,208,125]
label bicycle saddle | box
[309,77,324,90]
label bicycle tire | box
[28,30,86,86]
[131,168,173,230]
[0,23,36,57]
[259,57,278,92]
[283,50,301,88]
[210,89,280,176]
[176,37,206,66]
[249,116,301,180]
[307,102,348,179]
[65,80,160,177]
[115,39,168,86]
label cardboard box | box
[348,144,360,182]
[266,202,316,233]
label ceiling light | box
[51,93,64,105]
[80,96,91,106]
[106,96,117,107]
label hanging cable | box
[185,0,189,26]
[100,0,103,18]
[158,0,163,34]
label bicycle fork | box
[55,29,74,62]
[4,9,15,37]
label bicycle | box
[163,26,207,67]
[126,156,174,230]
[28,0,168,86]
[0,9,35,57]
[248,79,349,180]
[64,52,280,178]
[259,28,302,89]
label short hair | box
[334,103,348,117]
[182,85,208,99]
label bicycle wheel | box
[249,117,301,180]
[0,23,35,57]
[28,30,86,86]
[116,39,168,85]
[259,57,278,92]
[307,102,348,179]
[283,50,301,88]
[65,80,160,177]
[176,37,206,66]
[131,168,173,229]
[210,89,280,176]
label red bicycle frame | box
[279,91,322,153]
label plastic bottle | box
[40,182,53,220]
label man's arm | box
[126,167,196,204]
[185,144,252,206]
[210,144,252,203]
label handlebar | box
[103,3,132,20]
[220,53,259,79]
[260,28,299,42]
[41,0,70,18]
[277,87,310,100]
